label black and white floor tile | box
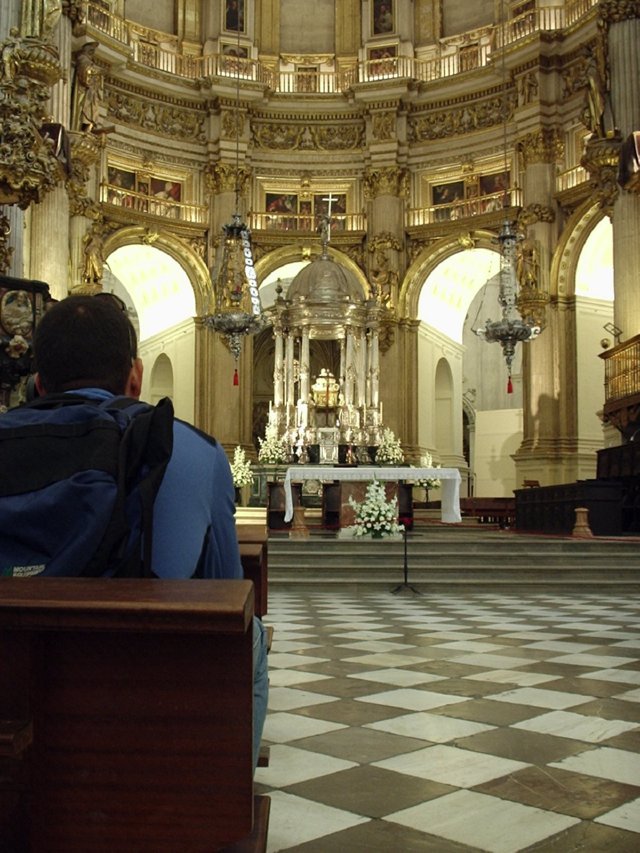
[256,586,640,852]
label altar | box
[283,466,462,527]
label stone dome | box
[287,254,364,306]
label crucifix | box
[321,192,339,245]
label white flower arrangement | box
[257,422,289,464]
[348,480,405,539]
[415,452,441,490]
[374,427,405,465]
[230,446,254,488]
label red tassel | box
[507,375,513,394]
[233,367,239,386]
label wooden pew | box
[0,578,269,853]
[238,524,268,618]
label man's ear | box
[34,373,46,397]
[125,357,143,399]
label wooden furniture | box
[515,480,623,536]
[238,525,269,617]
[266,481,302,530]
[0,579,269,852]
[459,497,515,527]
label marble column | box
[299,326,310,428]
[603,2,640,338]
[285,332,295,428]
[273,326,284,409]
[513,128,580,485]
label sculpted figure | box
[82,228,105,285]
[582,44,615,138]
[72,42,103,132]
[21,0,61,39]
[1,28,21,81]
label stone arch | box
[102,226,211,314]
[435,357,455,455]
[149,352,174,403]
[401,230,500,319]
[551,200,607,300]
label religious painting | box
[464,181,481,216]
[313,193,346,218]
[367,45,397,78]
[107,166,135,206]
[373,0,394,35]
[299,200,313,229]
[220,41,249,75]
[479,171,510,211]
[150,178,182,202]
[224,0,245,34]
[431,180,464,220]
[265,193,297,214]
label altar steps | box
[266,526,640,587]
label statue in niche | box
[21,0,61,39]
[581,44,615,138]
[82,226,105,287]
[72,42,103,132]
[516,237,540,290]
[368,233,400,308]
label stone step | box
[265,529,640,586]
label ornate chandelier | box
[473,0,546,393]
[203,213,264,369]
[202,25,263,384]
[474,219,542,393]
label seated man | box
[2,294,267,769]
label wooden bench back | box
[0,578,256,852]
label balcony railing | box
[601,335,640,405]
[100,183,207,225]
[556,164,589,193]
[249,212,366,233]
[408,188,523,227]
[84,1,599,93]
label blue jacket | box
[82,389,243,580]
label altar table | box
[283,466,462,525]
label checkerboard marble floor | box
[255,585,640,852]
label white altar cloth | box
[283,466,462,524]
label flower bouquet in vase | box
[348,480,405,539]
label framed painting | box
[373,0,394,36]
[479,171,510,211]
[224,0,245,34]
[431,180,464,221]
[107,166,135,206]
[220,42,250,75]
[265,193,297,214]
[479,171,509,196]
[367,44,397,77]
[150,178,182,202]
[313,193,346,217]
[431,180,464,207]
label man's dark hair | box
[34,294,137,394]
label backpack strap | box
[81,396,174,579]
[115,396,174,578]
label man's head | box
[34,294,142,397]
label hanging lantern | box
[474,219,543,392]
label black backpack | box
[0,394,174,578]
